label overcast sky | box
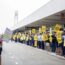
[0,0,50,34]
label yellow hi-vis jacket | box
[34,35,38,47]
[42,34,48,41]
[56,31,62,44]
[49,36,52,43]
[20,36,24,41]
[26,35,29,41]
[13,35,16,40]
[29,36,32,40]
[34,35,38,41]
[23,35,26,40]
[17,35,20,39]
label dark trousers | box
[41,41,44,49]
[38,41,42,49]
[31,40,34,46]
[29,40,32,46]
[20,41,23,43]
[27,41,29,45]
[62,47,65,55]
[51,43,56,52]
[51,46,56,52]
[15,39,17,42]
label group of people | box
[11,25,65,57]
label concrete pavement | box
[1,41,65,65]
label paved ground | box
[1,41,65,65]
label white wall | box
[12,0,65,30]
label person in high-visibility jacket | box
[18,32,22,42]
[50,32,57,52]
[15,33,18,42]
[42,33,48,41]
[20,35,24,43]
[34,34,38,47]
[13,34,17,42]
[11,35,14,41]
[56,29,63,55]
[22,34,26,44]
[17,33,21,42]
[56,31,62,45]
[42,32,49,50]
[26,34,29,45]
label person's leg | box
[37,41,39,48]
[58,44,62,56]
[59,44,63,56]
[53,46,56,52]
[62,46,65,56]
[27,41,29,45]
[52,44,56,52]
[31,40,33,46]
[41,41,44,49]
[54,45,56,52]
[46,42,49,51]
[38,41,41,48]
[63,47,65,56]
[57,47,62,55]
[20,41,22,43]
[19,39,20,42]
[32,40,34,47]
[59,47,62,55]
[28,40,30,45]
[62,43,64,56]
[0,55,1,65]
[34,41,37,47]
[34,41,35,47]
[46,43,50,51]
[39,41,42,49]
[51,46,54,52]
[50,43,53,52]
[56,42,59,54]
[35,41,38,47]
[29,40,31,46]
[48,43,51,52]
